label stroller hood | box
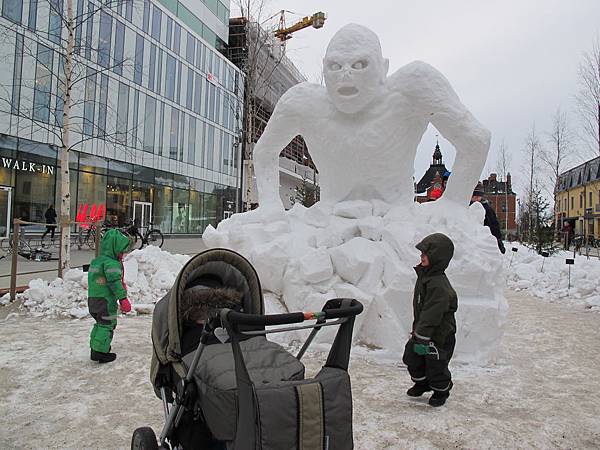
[151,248,264,383]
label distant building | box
[555,156,600,237]
[415,142,449,203]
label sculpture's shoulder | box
[278,82,328,112]
[387,61,449,93]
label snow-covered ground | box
[1,289,599,449]
[505,243,600,311]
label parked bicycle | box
[122,220,164,249]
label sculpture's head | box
[323,24,389,114]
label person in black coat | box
[471,185,505,254]
[41,204,57,241]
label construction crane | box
[274,11,326,42]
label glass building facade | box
[0,0,242,235]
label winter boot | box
[91,349,117,363]
[406,383,432,397]
[428,390,450,407]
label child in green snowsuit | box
[88,228,132,363]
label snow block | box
[299,248,334,284]
[329,237,381,285]
[357,216,384,241]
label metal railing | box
[5,219,101,302]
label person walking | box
[41,204,57,242]
[88,228,132,363]
[471,184,506,254]
[402,233,458,407]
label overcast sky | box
[233,0,600,196]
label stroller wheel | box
[131,427,159,450]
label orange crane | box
[274,11,326,41]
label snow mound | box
[506,244,600,311]
[12,246,191,319]
[203,199,508,365]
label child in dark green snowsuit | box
[88,229,132,363]
[402,232,458,407]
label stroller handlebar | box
[224,298,363,327]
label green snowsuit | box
[402,233,458,392]
[88,229,131,353]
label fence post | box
[95,221,101,257]
[9,220,20,302]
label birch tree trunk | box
[59,0,75,273]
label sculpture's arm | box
[404,61,491,206]
[253,86,305,211]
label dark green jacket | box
[412,233,458,346]
[88,229,131,302]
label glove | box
[413,336,431,356]
[119,298,132,313]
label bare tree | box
[576,35,600,157]
[541,107,573,237]
[523,124,541,241]
[495,138,511,237]
[0,0,139,273]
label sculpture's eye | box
[352,60,368,70]
[329,62,341,71]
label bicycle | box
[0,228,35,259]
[123,221,164,249]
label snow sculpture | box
[252,23,491,212]
[204,24,507,365]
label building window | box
[48,0,63,44]
[132,89,140,148]
[27,0,37,29]
[98,10,112,68]
[186,31,195,65]
[151,5,161,41]
[142,0,150,33]
[97,74,109,137]
[11,33,23,115]
[148,44,157,91]
[83,67,96,135]
[114,20,125,75]
[570,197,573,210]
[165,54,176,100]
[173,23,181,55]
[143,96,156,153]
[33,43,53,123]
[55,55,65,127]
[580,194,583,208]
[193,73,202,114]
[75,0,84,53]
[157,50,163,94]
[2,0,23,23]
[186,67,194,110]
[589,191,593,207]
[170,108,179,159]
[134,33,144,85]
[176,61,182,103]
[166,16,173,49]
[85,1,94,60]
[158,101,165,156]
[116,82,129,145]
[188,116,196,163]
[205,124,214,169]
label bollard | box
[540,251,549,272]
[9,220,20,302]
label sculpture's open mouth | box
[337,86,359,97]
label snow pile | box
[506,244,600,311]
[8,246,191,319]
[204,199,508,365]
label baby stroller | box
[132,248,363,450]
